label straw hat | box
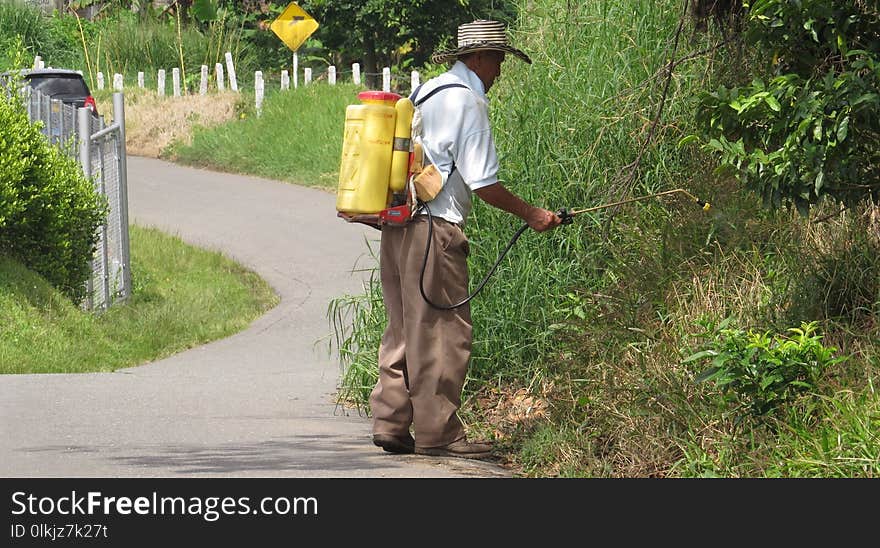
[431,19,532,65]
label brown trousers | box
[370,216,472,448]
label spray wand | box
[556,188,711,225]
[420,188,711,310]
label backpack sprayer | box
[334,90,712,309]
[336,91,419,227]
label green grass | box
[167,83,361,189]
[0,225,278,374]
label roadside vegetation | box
[166,82,358,188]
[331,0,880,477]
[0,225,278,374]
[96,85,240,158]
[2,0,877,476]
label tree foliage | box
[692,0,880,213]
[298,0,517,85]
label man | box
[370,19,561,459]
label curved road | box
[0,156,509,478]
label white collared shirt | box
[412,61,499,226]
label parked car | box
[1,68,99,116]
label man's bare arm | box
[474,182,561,232]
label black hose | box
[418,202,531,310]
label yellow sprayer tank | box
[336,91,401,214]
[389,97,414,192]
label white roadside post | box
[199,65,208,95]
[293,53,299,89]
[328,65,336,85]
[157,69,166,96]
[215,63,225,91]
[172,67,181,97]
[352,62,361,85]
[97,72,105,90]
[255,70,264,117]
[113,73,123,91]
[304,67,312,86]
[137,71,144,88]
[281,70,289,90]
[225,52,238,92]
[382,67,391,92]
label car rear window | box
[26,75,90,96]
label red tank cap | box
[358,90,402,104]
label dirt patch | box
[98,89,239,158]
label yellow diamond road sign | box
[270,3,319,52]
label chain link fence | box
[24,87,132,311]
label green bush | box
[692,0,880,212]
[0,93,107,303]
[684,319,848,418]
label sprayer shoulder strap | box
[410,82,469,107]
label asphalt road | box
[0,156,509,478]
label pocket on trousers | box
[437,222,455,252]
[444,225,469,258]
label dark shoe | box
[415,438,493,460]
[373,433,415,454]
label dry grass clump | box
[473,380,553,441]
[98,88,239,158]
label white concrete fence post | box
[113,73,123,91]
[411,71,420,94]
[137,71,144,89]
[281,70,289,91]
[172,68,181,97]
[199,65,208,95]
[328,65,336,85]
[157,69,165,96]
[97,72,105,90]
[33,55,42,69]
[225,52,238,92]
[304,67,312,86]
[215,63,225,91]
[382,67,391,92]
[255,71,264,116]
[352,62,361,85]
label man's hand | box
[525,206,562,232]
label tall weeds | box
[0,1,49,68]
[332,0,721,396]
[330,0,879,477]
[72,10,255,89]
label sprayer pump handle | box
[556,208,574,225]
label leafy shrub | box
[683,319,847,417]
[691,0,880,212]
[0,92,107,303]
